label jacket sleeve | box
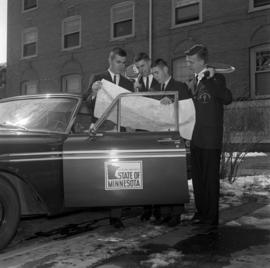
[82,74,100,101]
[201,73,232,105]
[179,82,192,100]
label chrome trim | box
[0,148,186,162]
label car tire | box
[0,177,21,250]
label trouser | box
[110,207,122,219]
[142,205,161,219]
[160,204,185,218]
[190,144,221,225]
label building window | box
[111,1,135,40]
[22,28,38,58]
[22,0,37,12]
[21,80,38,95]
[172,57,193,84]
[62,16,81,50]
[250,44,270,98]
[62,74,82,93]
[172,0,202,28]
[249,0,270,12]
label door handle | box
[157,137,181,143]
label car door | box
[63,93,189,207]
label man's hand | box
[160,97,172,105]
[91,81,102,97]
[202,67,215,79]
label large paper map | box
[94,79,195,140]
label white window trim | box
[22,0,38,13]
[248,0,270,12]
[61,15,82,51]
[21,27,38,59]
[250,44,270,99]
[171,0,202,29]
[110,1,135,41]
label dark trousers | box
[160,204,184,218]
[190,144,221,225]
[110,208,122,219]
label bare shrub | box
[220,104,265,183]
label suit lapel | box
[150,78,159,90]
[165,78,174,91]
[105,71,113,83]
[139,76,146,91]
[189,77,199,96]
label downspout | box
[149,0,152,59]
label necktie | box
[195,74,198,85]
[161,84,165,91]
[145,76,149,91]
[113,75,117,84]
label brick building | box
[6,0,270,100]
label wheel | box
[0,177,21,250]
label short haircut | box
[110,47,127,59]
[134,52,150,62]
[151,58,168,68]
[185,44,208,62]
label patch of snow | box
[226,221,242,227]
[246,152,268,157]
[140,250,183,268]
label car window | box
[95,93,179,133]
[72,103,93,134]
[0,97,78,133]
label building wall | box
[6,0,270,100]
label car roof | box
[0,93,82,103]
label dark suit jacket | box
[85,71,134,118]
[164,78,191,101]
[138,76,160,92]
[190,73,232,149]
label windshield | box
[0,97,78,133]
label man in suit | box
[151,58,190,102]
[86,47,134,122]
[185,44,232,227]
[150,58,190,227]
[86,47,134,229]
[133,53,161,222]
[133,52,160,92]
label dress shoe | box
[109,218,124,229]
[167,216,181,227]
[191,213,203,224]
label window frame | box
[61,15,82,51]
[171,0,202,29]
[110,1,135,41]
[249,0,270,12]
[250,43,270,99]
[21,27,38,59]
[22,0,38,13]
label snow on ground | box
[224,205,270,268]
[1,168,269,267]
[140,250,183,268]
